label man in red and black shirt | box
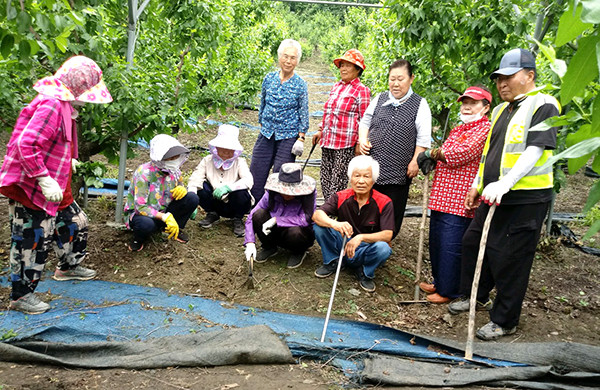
[313,155,394,292]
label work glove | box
[170,185,187,201]
[481,180,512,205]
[245,243,256,262]
[37,176,63,202]
[291,139,304,157]
[71,159,81,174]
[213,185,232,200]
[162,212,179,240]
[262,217,277,236]
[417,151,436,175]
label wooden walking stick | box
[465,203,497,359]
[414,175,430,300]
[320,235,348,343]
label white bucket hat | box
[208,124,243,151]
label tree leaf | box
[18,40,31,59]
[584,168,600,212]
[1,34,14,59]
[582,218,600,240]
[555,2,593,47]
[581,0,600,23]
[542,137,600,170]
[6,1,17,20]
[561,34,600,105]
[592,96,600,135]
[566,124,593,173]
[17,11,32,35]
[55,36,67,53]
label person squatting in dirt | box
[0,56,112,315]
[244,163,317,269]
[448,48,561,341]
[313,155,394,293]
[124,134,199,252]
[188,124,253,238]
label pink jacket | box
[0,95,76,216]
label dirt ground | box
[0,57,598,389]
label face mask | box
[162,155,186,172]
[460,112,483,124]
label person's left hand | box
[170,185,187,201]
[345,235,363,258]
[213,185,232,200]
[407,160,419,178]
[71,159,81,174]
[291,139,304,156]
[262,217,277,235]
[481,180,512,205]
[417,152,436,175]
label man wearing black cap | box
[448,49,560,340]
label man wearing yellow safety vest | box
[447,49,560,341]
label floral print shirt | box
[123,162,184,226]
[258,71,309,140]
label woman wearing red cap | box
[312,49,370,201]
[416,85,492,304]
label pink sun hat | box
[33,56,112,104]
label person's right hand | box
[170,185,187,201]
[37,176,63,202]
[162,212,180,240]
[245,243,256,261]
[417,152,436,175]
[333,221,353,239]
[312,130,322,146]
[262,217,277,235]
[358,138,372,155]
[464,188,481,211]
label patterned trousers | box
[320,147,355,201]
[9,201,88,299]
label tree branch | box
[430,59,461,95]
[18,0,42,41]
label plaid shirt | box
[428,117,491,218]
[320,78,370,149]
[0,95,75,216]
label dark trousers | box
[429,210,472,298]
[459,202,549,328]
[252,208,314,254]
[198,181,252,219]
[130,192,199,243]
[374,182,410,239]
[249,134,296,202]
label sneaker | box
[128,239,144,252]
[314,262,338,278]
[419,282,436,294]
[175,230,189,243]
[448,297,493,315]
[287,252,307,269]
[355,268,376,292]
[53,265,97,281]
[199,212,220,228]
[255,247,278,263]
[9,293,50,314]
[476,321,517,341]
[232,218,245,237]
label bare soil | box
[0,57,598,390]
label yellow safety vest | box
[475,92,560,193]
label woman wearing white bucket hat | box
[244,163,316,269]
[188,125,253,237]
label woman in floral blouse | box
[124,134,199,252]
[250,39,309,203]
[417,85,492,304]
[313,49,370,201]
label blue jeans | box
[429,210,471,298]
[314,224,392,279]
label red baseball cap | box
[457,86,492,103]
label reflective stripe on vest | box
[475,92,559,193]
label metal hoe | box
[320,235,348,342]
[302,142,318,172]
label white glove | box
[245,243,256,261]
[262,217,277,236]
[481,180,512,205]
[37,176,63,202]
[71,159,81,173]
[291,139,304,156]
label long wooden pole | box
[414,175,429,300]
[465,204,496,359]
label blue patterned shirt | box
[258,71,309,140]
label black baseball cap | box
[490,49,536,80]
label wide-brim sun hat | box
[457,86,493,103]
[333,48,366,71]
[264,163,316,196]
[490,48,536,80]
[33,56,112,103]
[208,124,243,152]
